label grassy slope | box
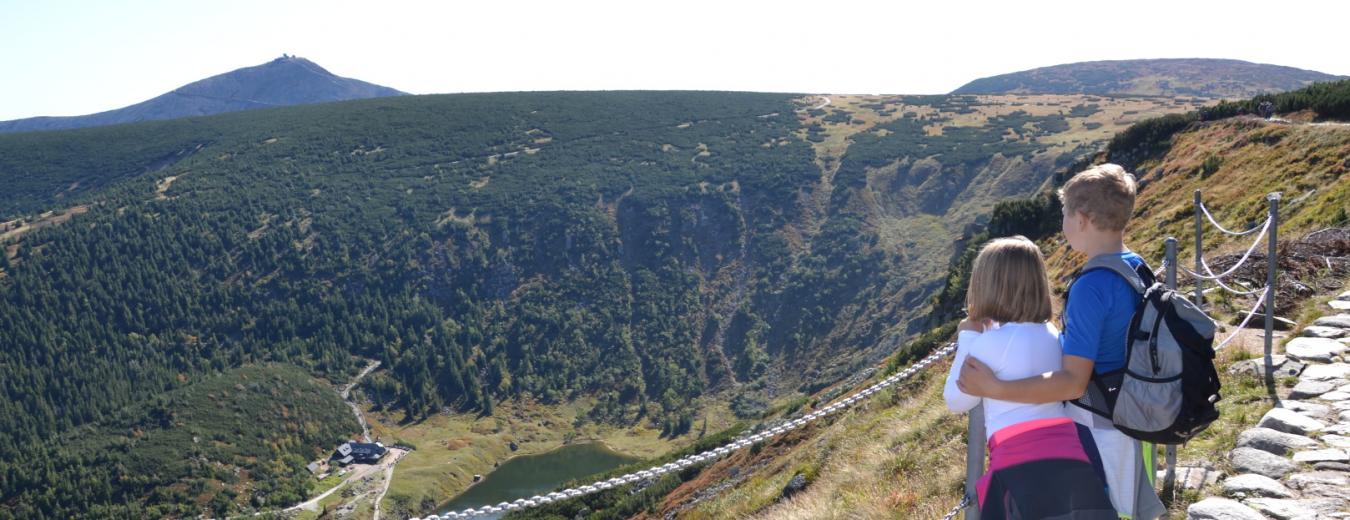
[657,119,1350,518]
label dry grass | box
[678,370,968,519]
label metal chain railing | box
[941,493,971,520]
[413,343,959,520]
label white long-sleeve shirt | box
[943,322,1067,440]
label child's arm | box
[961,270,1111,404]
[943,329,984,412]
[957,354,1094,404]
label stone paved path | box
[1189,290,1350,519]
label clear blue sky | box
[2,0,1347,121]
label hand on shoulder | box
[957,316,994,334]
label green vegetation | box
[1202,79,1350,121]
[0,88,1200,517]
[0,364,354,519]
[498,422,747,520]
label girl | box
[943,236,1116,519]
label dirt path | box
[288,460,385,513]
[344,360,381,442]
[371,449,408,520]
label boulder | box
[1257,408,1327,435]
[780,473,808,498]
[1285,337,1347,363]
[1221,474,1294,498]
[1285,467,1350,499]
[1318,390,1350,401]
[1236,428,1319,455]
[1312,461,1350,472]
[1330,299,1350,311]
[1186,497,1267,520]
[1162,465,1220,491]
[1302,325,1349,339]
[1300,363,1350,381]
[1291,448,1349,463]
[1243,497,1345,520]
[1312,314,1350,328]
[1280,400,1332,419]
[1285,470,1350,491]
[1229,447,1297,479]
[1338,290,1350,301]
[1319,434,1350,449]
[1228,355,1302,378]
[1289,380,1335,399]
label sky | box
[1,0,1347,121]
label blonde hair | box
[1057,163,1137,232]
[966,236,1053,324]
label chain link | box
[412,343,958,520]
[940,492,971,520]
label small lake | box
[439,441,641,519]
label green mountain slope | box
[0,89,1199,518]
[0,364,356,519]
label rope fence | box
[413,343,960,520]
[1160,190,1281,502]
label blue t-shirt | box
[1061,251,1144,374]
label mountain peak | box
[0,56,405,134]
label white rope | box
[1198,200,1265,236]
[1179,216,1271,281]
[1215,286,1270,350]
[1205,276,1266,296]
[412,343,959,520]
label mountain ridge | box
[952,58,1344,98]
[0,56,405,134]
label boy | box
[956,163,1165,520]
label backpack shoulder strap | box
[1080,254,1148,294]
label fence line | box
[415,343,959,519]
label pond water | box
[438,441,641,519]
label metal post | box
[1163,238,1178,500]
[1193,190,1205,308]
[965,407,985,519]
[1263,193,1280,384]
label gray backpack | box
[1067,254,1221,445]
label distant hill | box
[952,58,1344,98]
[0,55,404,134]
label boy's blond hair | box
[966,236,1053,324]
[1058,163,1137,232]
